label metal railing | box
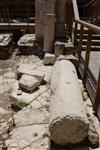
[70,0,100,119]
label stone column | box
[49,60,89,145]
[43,0,56,52]
[35,0,44,41]
[44,13,55,52]
[55,0,66,38]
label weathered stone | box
[44,13,55,52]
[35,0,56,42]
[49,60,89,145]
[5,125,50,150]
[19,74,42,92]
[64,41,74,55]
[55,23,65,38]
[0,33,13,59]
[44,53,56,65]
[35,0,44,40]
[8,89,50,142]
[0,35,4,43]
[18,34,35,46]
[10,82,49,104]
[0,107,11,116]
[17,63,44,80]
[11,102,49,127]
[88,124,99,148]
[84,96,100,148]
[18,34,36,54]
[57,55,79,68]
[55,41,65,57]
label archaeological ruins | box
[0,0,100,150]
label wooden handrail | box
[75,19,100,34]
[71,0,79,20]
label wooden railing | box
[82,0,100,24]
[71,0,100,119]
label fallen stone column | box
[49,60,89,145]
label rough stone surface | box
[57,55,79,68]
[0,33,13,59]
[44,53,56,65]
[64,41,74,55]
[44,13,55,52]
[18,34,35,46]
[10,82,49,104]
[9,89,50,127]
[19,74,42,92]
[79,79,100,148]
[0,34,12,46]
[0,107,11,117]
[55,41,65,57]
[17,63,44,80]
[49,60,89,145]
[5,125,50,150]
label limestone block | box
[17,63,44,80]
[12,105,49,127]
[55,41,65,57]
[44,53,56,65]
[49,60,89,145]
[5,125,50,150]
[10,82,48,104]
[64,41,74,55]
[19,74,42,92]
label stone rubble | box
[79,79,100,148]
[19,74,42,92]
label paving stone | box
[10,82,49,104]
[5,125,50,150]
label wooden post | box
[83,29,92,84]
[78,25,84,60]
[73,22,78,47]
[94,69,100,117]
